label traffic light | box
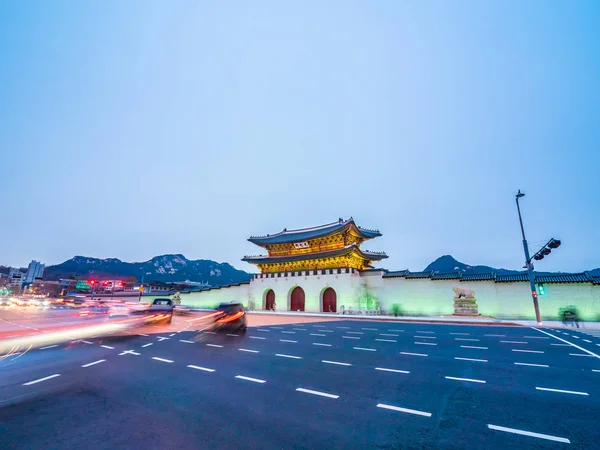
[548,239,561,249]
[89,280,97,285]
[533,254,544,261]
[537,284,546,296]
[542,248,552,256]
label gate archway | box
[322,287,337,313]
[290,286,305,312]
[265,289,275,310]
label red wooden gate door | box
[322,287,336,312]
[290,286,305,311]
[265,289,275,310]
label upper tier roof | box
[242,243,388,265]
[248,218,381,246]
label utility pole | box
[515,190,542,325]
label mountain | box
[43,254,252,286]
[424,255,526,275]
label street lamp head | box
[516,189,525,199]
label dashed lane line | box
[157,337,170,341]
[536,387,588,396]
[500,341,527,344]
[376,339,397,342]
[342,336,360,340]
[281,331,296,334]
[257,329,270,332]
[375,367,409,374]
[487,424,570,444]
[401,352,427,357]
[569,353,594,357]
[450,333,469,335]
[336,327,350,329]
[415,342,437,346]
[235,375,266,384]
[322,360,351,366]
[119,350,140,356]
[40,345,58,350]
[280,339,297,343]
[23,374,61,386]
[461,346,488,350]
[583,339,592,343]
[512,349,543,354]
[416,331,435,334]
[169,333,176,337]
[455,338,479,341]
[239,349,259,353]
[188,365,215,372]
[249,336,266,340]
[347,332,364,335]
[414,336,436,339]
[152,357,173,363]
[310,333,326,337]
[142,343,153,348]
[380,333,398,337]
[445,376,486,384]
[354,347,376,352]
[293,328,308,331]
[226,334,239,337]
[362,328,378,331]
[515,362,549,368]
[455,357,488,362]
[81,360,106,368]
[551,343,570,346]
[138,333,149,337]
[296,388,339,399]
[523,336,549,339]
[276,353,302,359]
[484,334,505,337]
[592,369,600,373]
[313,343,332,347]
[270,327,283,329]
[206,344,223,348]
[101,345,114,349]
[532,327,600,359]
[82,340,94,344]
[377,403,431,417]
[388,329,404,332]
[180,340,195,344]
[321,330,334,333]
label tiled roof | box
[535,273,590,283]
[495,273,530,283]
[242,243,388,264]
[431,272,462,280]
[248,218,381,246]
[590,276,600,285]
[382,270,409,278]
[460,273,496,281]
[404,271,434,279]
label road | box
[0,308,599,449]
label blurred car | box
[211,302,247,332]
[30,298,50,308]
[108,303,131,317]
[146,298,174,324]
[0,297,11,307]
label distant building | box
[7,267,25,288]
[24,260,45,283]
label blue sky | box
[1,1,598,273]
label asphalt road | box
[0,312,599,449]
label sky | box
[1,1,599,273]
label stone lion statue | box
[452,286,475,299]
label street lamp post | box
[515,190,542,325]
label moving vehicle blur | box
[211,302,247,333]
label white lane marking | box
[455,338,479,341]
[281,331,296,334]
[119,350,140,356]
[461,346,488,350]
[512,349,543,354]
[569,353,594,357]
[142,343,153,348]
[322,360,351,366]
[270,327,283,329]
[206,344,223,348]
[416,331,435,334]
[455,357,488,362]
[536,387,588,396]
[82,340,94,344]
[487,424,570,444]
[235,375,265,384]
[293,328,307,331]
[551,343,570,346]
[226,334,239,337]
[342,336,360,340]
[321,330,334,333]
[515,362,549,368]
[500,341,527,344]
[380,333,398,337]
[180,340,195,344]
[445,376,486,384]
[592,369,600,373]
[239,348,259,353]
[249,336,266,340]
[296,388,339,399]
[572,336,580,339]
[23,374,61,386]
[388,329,404,332]
[377,403,431,417]
[376,339,397,342]
[169,333,176,337]
[157,337,169,341]
[40,345,58,350]
[375,367,409,374]
[347,331,364,335]
[204,331,217,334]
[414,336,436,339]
[257,329,270,332]
[280,339,297,343]
[152,357,173,363]
[415,342,437,346]
[401,352,427,357]
[101,345,114,349]
[354,347,377,352]
[336,326,350,329]
[310,333,326,337]
[532,327,600,359]
[81,359,106,368]
[583,339,592,343]
[523,336,549,339]
[313,343,332,347]
[484,334,505,337]
[138,333,149,336]
[276,353,302,359]
[450,333,469,335]
[188,365,215,372]
[362,328,378,331]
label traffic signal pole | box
[515,191,542,325]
